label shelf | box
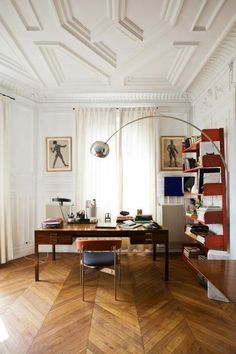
[205,234,224,249]
[183,139,200,153]
[198,210,223,224]
[183,167,199,173]
[203,183,223,196]
[201,128,222,142]
[184,192,201,197]
[202,154,222,167]
[185,231,224,249]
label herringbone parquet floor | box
[0,253,236,354]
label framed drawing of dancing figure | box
[46,137,72,172]
[160,136,184,171]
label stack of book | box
[184,135,201,149]
[183,246,202,258]
[116,215,134,223]
[119,220,142,229]
[134,214,153,223]
[41,217,63,229]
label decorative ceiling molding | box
[0,16,43,83]
[0,52,34,80]
[10,0,43,31]
[117,0,143,41]
[124,76,170,87]
[167,42,198,85]
[36,42,110,86]
[0,73,47,102]
[93,42,116,63]
[190,22,236,96]
[160,0,184,26]
[44,91,192,104]
[191,0,225,32]
[108,0,144,41]
[53,0,117,67]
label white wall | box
[10,99,36,258]
[192,64,236,259]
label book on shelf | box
[196,234,206,244]
[183,246,202,258]
[184,135,201,149]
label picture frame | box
[160,136,184,171]
[46,137,72,172]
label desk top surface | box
[36,223,168,233]
[191,260,236,303]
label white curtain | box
[75,108,119,221]
[0,96,13,264]
[120,107,157,216]
[119,107,157,251]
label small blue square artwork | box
[164,176,183,196]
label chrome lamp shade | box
[90,141,110,158]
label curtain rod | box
[0,92,15,100]
[73,107,121,110]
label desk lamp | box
[90,113,230,249]
[52,197,71,221]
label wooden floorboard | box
[0,253,236,353]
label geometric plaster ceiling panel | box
[124,41,198,90]
[37,42,110,88]
[124,48,176,88]
[191,0,225,31]
[69,0,108,30]
[10,0,43,31]
[0,17,42,84]
[167,42,198,86]
[53,0,118,67]
[0,0,236,102]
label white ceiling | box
[0,0,236,103]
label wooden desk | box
[35,223,169,281]
[191,260,236,303]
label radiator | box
[161,204,186,250]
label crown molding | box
[188,19,236,96]
[41,91,192,104]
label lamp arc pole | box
[90,114,230,249]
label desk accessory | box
[52,197,71,221]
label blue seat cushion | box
[83,251,117,267]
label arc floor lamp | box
[90,113,230,249]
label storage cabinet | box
[182,128,228,264]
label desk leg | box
[153,243,156,261]
[52,245,56,260]
[35,241,39,281]
[165,240,169,281]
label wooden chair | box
[75,239,122,301]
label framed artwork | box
[160,136,184,171]
[46,137,72,172]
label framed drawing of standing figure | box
[46,137,72,172]
[160,136,184,171]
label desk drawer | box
[36,232,73,245]
[130,232,154,244]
